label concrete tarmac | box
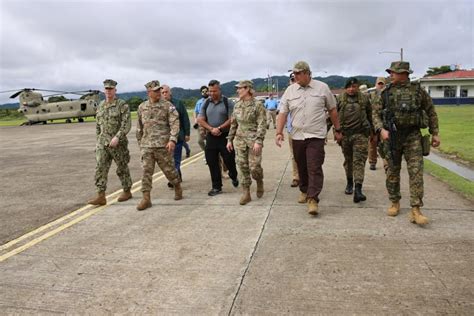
[0,129,473,314]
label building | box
[420,70,474,105]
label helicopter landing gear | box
[42,121,47,125]
[78,118,84,123]
[66,119,72,123]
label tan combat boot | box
[256,179,264,198]
[174,183,183,200]
[240,187,252,205]
[409,207,429,226]
[117,190,132,202]
[88,191,106,206]
[298,192,307,204]
[307,198,318,215]
[136,191,152,211]
[387,201,400,217]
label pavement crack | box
[227,157,289,316]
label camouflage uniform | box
[372,63,439,207]
[94,96,132,193]
[136,89,180,192]
[228,97,267,189]
[337,91,372,185]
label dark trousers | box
[173,141,184,179]
[292,138,325,202]
[205,132,238,189]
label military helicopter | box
[1,88,101,125]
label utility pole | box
[379,48,404,61]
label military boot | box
[136,191,152,211]
[240,187,251,205]
[307,198,318,215]
[353,183,366,203]
[345,178,353,195]
[409,207,429,226]
[174,183,183,200]
[387,201,400,217]
[88,191,106,206]
[117,190,132,202]
[298,192,307,203]
[256,179,264,198]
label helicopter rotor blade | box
[10,90,27,99]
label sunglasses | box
[377,82,385,85]
[236,86,247,90]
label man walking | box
[88,79,132,206]
[197,79,239,196]
[373,61,440,226]
[264,94,278,129]
[368,77,387,171]
[136,80,183,211]
[276,61,342,216]
[161,84,191,184]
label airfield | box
[0,121,473,314]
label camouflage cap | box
[145,80,162,91]
[376,77,386,84]
[292,61,311,73]
[103,79,117,88]
[385,61,413,74]
[235,80,254,89]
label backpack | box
[201,96,229,121]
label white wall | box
[420,79,474,98]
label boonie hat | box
[386,61,413,74]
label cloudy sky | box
[0,0,472,103]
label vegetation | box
[424,159,474,200]
[424,65,454,77]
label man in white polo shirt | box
[276,61,342,216]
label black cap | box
[345,77,359,88]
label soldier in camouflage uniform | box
[368,77,388,171]
[136,80,183,211]
[88,79,132,206]
[227,80,267,205]
[337,77,372,203]
[373,61,440,226]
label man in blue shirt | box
[264,94,279,129]
[194,86,209,152]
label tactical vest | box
[338,92,370,133]
[384,82,428,129]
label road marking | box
[0,152,204,262]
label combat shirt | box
[279,79,336,140]
[95,98,131,148]
[228,98,267,146]
[136,99,179,148]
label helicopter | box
[1,88,102,125]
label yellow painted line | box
[0,152,204,259]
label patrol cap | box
[235,80,254,89]
[386,61,413,74]
[292,61,311,73]
[144,80,161,91]
[376,77,386,84]
[359,84,368,93]
[103,79,117,89]
[345,77,359,88]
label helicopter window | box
[58,107,62,111]
[36,110,39,114]
[81,103,87,111]
[70,106,73,110]
[42,109,47,112]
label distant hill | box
[0,75,376,108]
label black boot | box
[345,178,353,195]
[353,183,366,203]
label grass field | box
[430,105,474,164]
[424,159,474,200]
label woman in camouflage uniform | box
[227,80,267,205]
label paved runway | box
[0,123,473,314]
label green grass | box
[424,159,474,200]
[431,105,474,163]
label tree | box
[425,65,453,77]
[127,96,144,111]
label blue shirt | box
[264,98,278,110]
[194,97,206,114]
